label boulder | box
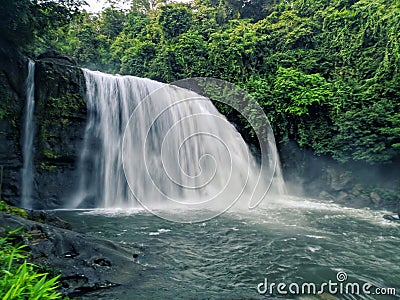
[0,212,142,297]
[383,214,400,222]
[37,50,77,66]
[336,191,349,202]
[328,169,353,192]
[370,192,381,205]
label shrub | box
[0,227,62,300]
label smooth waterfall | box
[71,70,164,208]
[71,70,285,217]
[21,60,36,209]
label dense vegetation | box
[0,221,62,299]
[2,0,399,165]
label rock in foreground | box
[0,211,141,297]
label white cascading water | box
[71,69,285,218]
[70,70,163,208]
[21,59,35,209]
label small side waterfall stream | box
[21,59,35,209]
[71,70,285,219]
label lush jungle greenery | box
[2,0,399,165]
[0,221,62,300]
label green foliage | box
[36,91,85,166]
[0,109,6,121]
[0,74,13,121]
[172,30,209,77]
[331,96,400,163]
[0,201,28,219]
[4,0,399,165]
[273,67,333,116]
[0,0,35,47]
[0,0,85,50]
[225,0,280,21]
[120,40,157,76]
[99,8,125,40]
[0,228,62,299]
[208,20,259,81]
[131,0,164,13]
[40,162,57,171]
[157,4,193,39]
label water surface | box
[56,196,400,299]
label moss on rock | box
[35,61,86,166]
[0,200,28,218]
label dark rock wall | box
[33,60,86,209]
[0,47,86,209]
[280,141,400,210]
[0,45,28,204]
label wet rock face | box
[0,45,27,205]
[0,48,87,209]
[33,59,87,209]
[280,141,400,210]
[0,212,142,297]
[37,50,77,66]
[27,210,72,230]
[0,46,86,208]
[0,118,22,202]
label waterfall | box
[71,69,285,220]
[21,59,35,209]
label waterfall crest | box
[71,70,285,219]
[21,59,35,209]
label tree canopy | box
[1,0,399,165]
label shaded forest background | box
[1,0,399,166]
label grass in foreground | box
[0,226,63,299]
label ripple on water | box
[55,197,400,299]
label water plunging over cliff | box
[21,59,35,209]
[71,70,285,220]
